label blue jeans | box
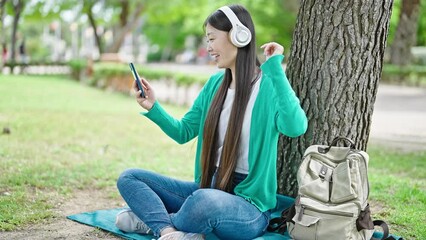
[116,168,270,239]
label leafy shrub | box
[68,59,87,81]
[382,64,426,87]
[91,63,208,87]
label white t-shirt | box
[215,76,262,174]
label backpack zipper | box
[298,204,354,221]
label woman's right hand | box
[133,77,156,111]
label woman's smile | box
[206,24,237,70]
[210,53,220,62]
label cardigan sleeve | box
[260,55,308,137]
[141,85,206,144]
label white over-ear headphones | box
[218,6,252,48]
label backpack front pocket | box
[288,213,319,240]
[289,203,357,240]
[331,160,359,203]
[299,158,332,202]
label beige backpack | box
[288,137,375,240]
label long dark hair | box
[200,4,260,192]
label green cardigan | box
[142,55,308,212]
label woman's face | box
[205,24,238,70]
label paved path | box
[146,63,426,151]
[370,84,426,151]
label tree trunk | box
[106,2,144,53]
[277,0,394,197]
[389,0,421,65]
[0,0,7,70]
[85,2,104,55]
[119,0,129,27]
[10,0,24,64]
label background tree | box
[9,0,24,64]
[0,0,301,64]
[277,0,394,196]
[143,0,299,61]
[82,0,146,56]
[416,1,426,46]
[245,0,299,56]
[105,0,145,53]
[143,0,205,61]
[388,0,421,65]
[0,0,6,70]
[2,0,76,63]
[83,1,104,55]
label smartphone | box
[129,62,146,98]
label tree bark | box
[106,2,144,53]
[85,1,104,55]
[389,0,421,65]
[0,0,7,70]
[119,0,129,27]
[277,0,394,197]
[10,0,24,64]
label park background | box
[0,0,425,239]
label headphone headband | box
[219,6,244,30]
[218,6,252,48]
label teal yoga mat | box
[66,195,400,240]
[66,207,291,240]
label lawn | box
[0,75,425,239]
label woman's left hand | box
[260,42,284,60]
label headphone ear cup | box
[228,28,239,47]
[229,25,251,48]
[218,6,252,48]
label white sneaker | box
[158,231,204,240]
[115,209,153,234]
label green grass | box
[0,75,425,239]
[0,75,196,231]
[367,146,426,239]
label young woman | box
[116,4,307,240]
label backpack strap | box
[267,216,287,234]
[330,136,355,148]
[371,220,403,240]
[267,207,290,234]
[318,136,355,153]
[371,220,389,240]
[267,203,296,234]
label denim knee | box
[190,189,227,215]
[116,168,138,193]
[172,189,227,227]
[171,188,269,239]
